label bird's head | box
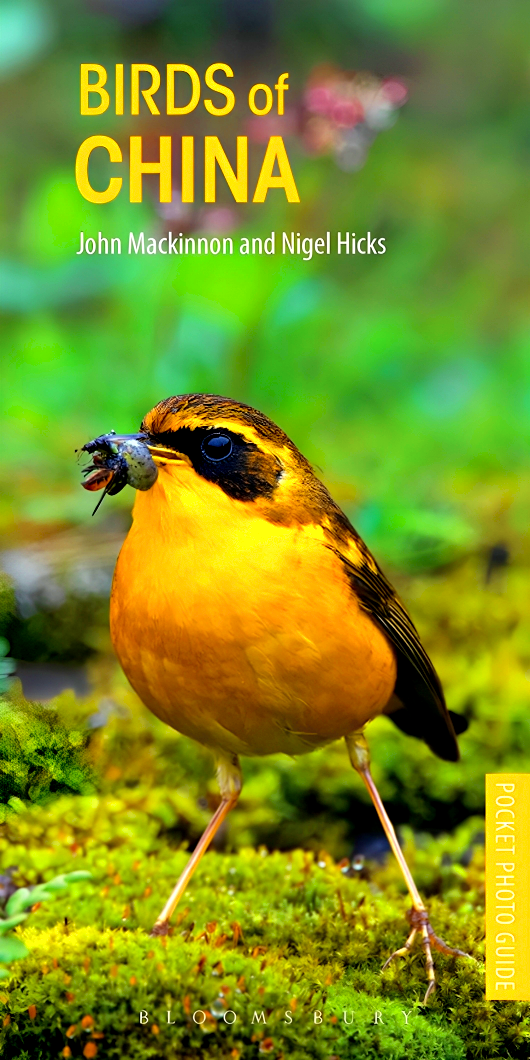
[80,394,333,524]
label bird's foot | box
[149,919,170,937]
[382,906,472,1003]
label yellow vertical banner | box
[486,774,530,999]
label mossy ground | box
[0,555,529,1058]
[0,807,487,1059]
[0,797,526,1060]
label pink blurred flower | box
[331,98,364,127]
[382,78,408,106]
[301,64,407,169]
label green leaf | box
[27,885,56,904]
[5,888,32,916]
[63,871,93,883]
[36,876,68,893]
[2,871,93,920]
[0,914,28,934]
[0,936,29,962]
[35,870,91,894]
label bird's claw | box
[406,906,471,959]
[382,906,472,1003]
[149,920,170,937]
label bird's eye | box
[201,433,233,460]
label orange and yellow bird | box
[80,393,470,1001]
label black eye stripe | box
[147,425,281,502]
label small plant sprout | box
[0,871,93,978]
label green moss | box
[0,692,95,811]
[0,800,525,1059]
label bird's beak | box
[146,442,189,465]
[96,433,187,464]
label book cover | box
[0,1,529,1057]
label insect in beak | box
[78,431,159,515]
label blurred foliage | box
[4,595,110,663]
[0,638,15,694]
[0,0,529,544]
[0,576,15,634]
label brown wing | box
[324,515,461,761]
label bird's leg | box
[346,733,471,1002]
[150,753,242,936]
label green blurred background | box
[0,0,529,851]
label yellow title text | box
[76,64,300,205]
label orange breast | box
[110,463,397,758]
